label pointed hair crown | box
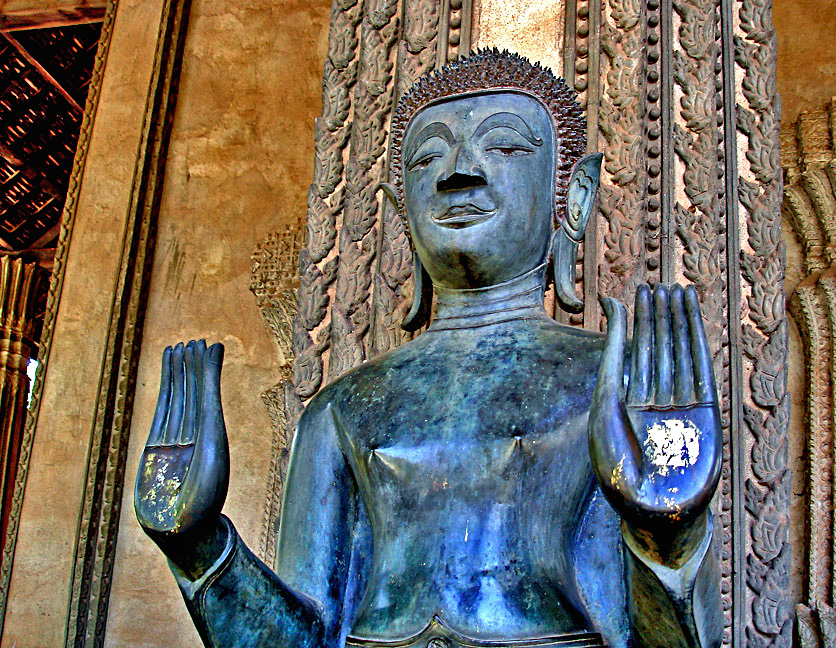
[390,48,587,229]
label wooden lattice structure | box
[0,22,102,345]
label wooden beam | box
[0,143,22,168]
[1,32,82,112]
[0,140,64,202]
[0,3,106,31]
[27,220,61,249]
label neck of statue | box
[428,263,547,332]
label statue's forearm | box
[622,512,722,648]
[172,516,326,648]
[159,515,228,581]
[622,511,709,569]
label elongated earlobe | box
[553,152,603,314]
[381,183,398,211]
[553,230,584,313]
[401,251,433,331]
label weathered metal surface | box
[138,52,723,648]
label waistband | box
[345,617,605,648]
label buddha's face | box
[403,91,556,289]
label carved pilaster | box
[0,257,41,549]
[249,226,305,567]
[783,97,836,647]
[560,0,788,643]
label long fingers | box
[685,285,717,403]
[653,285,673,406]
[597,298,627,401]
[671,285,695,405]
[163,342,185,444]
[181,340,207,444]
[187,342,228,496]
[627,283,715,408]
[181,341,199,445]
[627,284,652,406]
[199,342,226,446]
[591,297,642,490]
[147,346,172,446]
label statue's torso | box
[316,314,607,641]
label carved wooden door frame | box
[265,1,789,646]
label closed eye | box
[408,153,441,170]
[486,145,534,156]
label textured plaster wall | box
[474,0,565,75]
[105,0,330,646]
[774,0,836,123]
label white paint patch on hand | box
[644,419,700,476]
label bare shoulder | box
[298,337,427,421]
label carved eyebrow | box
[473,112,543,146]
[405,122,455,165]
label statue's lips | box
[433,204,496,228]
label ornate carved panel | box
[275,1,788,646]
[291,0,457,411]
[561,0,788,645]
[255,0,454,572]
[783,97,836,648]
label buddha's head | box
[385,50,602,330]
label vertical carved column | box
[250,227,305,567]
[783,97,836,648]
[0,257,40,550]
[293,0,466,400]
[248,0,467,563]
[370,0,441,357]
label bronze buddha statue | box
[135,50,722,648]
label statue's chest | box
[343,375,594,525]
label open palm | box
[589,284,722,531]
[134,340,229,546]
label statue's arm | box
[177,399,362,648]
[170,515,325,648]
[589,285,723,647]
[621,510,722,648]
[135,342,358,647]
[572,489,720,648]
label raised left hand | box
[589,284,722,540]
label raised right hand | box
[589,285,721,563]
[134,340,229,577]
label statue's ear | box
[553,152,603,314]
[401,250,433,332]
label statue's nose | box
[436,144,487,192]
